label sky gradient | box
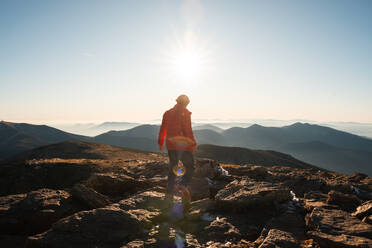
[1,0,371,124]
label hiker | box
[158,94,197,209]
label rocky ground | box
[1,141,372,247]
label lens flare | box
[173,162,186,176]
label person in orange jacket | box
[158,94,197,207]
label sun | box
[171,48,203,79]
[165,31,209,81]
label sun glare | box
[171,48,203,79]
[165,31,210,82]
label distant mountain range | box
[1,120,371,175]
[92,122,372,175]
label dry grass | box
[220,163,242,168]
[25,157,164,170]
[26,158,102,165]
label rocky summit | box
[1,141,372,247]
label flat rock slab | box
[26,206,149,248]
[353,200,372,219]
[308,231,372,248]
[215,178,290,211]
[307,207,372,239]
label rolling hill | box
[0,121,90,159]
[195,144,317,169]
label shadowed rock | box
[71,183,111,209]
[306,207,372,239]
[308,231,372,248]
[0,189,79,235]
[258,229,298,248]
[326,190,361,211]
[189,178,210,201]
[26,206,150,248]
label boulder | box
[352,200,372,219]
[215,178,290,211]
[85,173,150,197]
[71,183,111,209]
[194,159,226,179]
[258,229,298,248]
[308,231,372,248]
[117,190,167,211]
[326,190,361,211]
[26,206,150,248]
[306,207,372,239]
[0,188,78,235]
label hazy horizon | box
[2,0,371,123]
[4,118,372,139]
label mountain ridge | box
[1,120,372,175]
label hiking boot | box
[179,186,191,213]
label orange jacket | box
[158,104,197,152]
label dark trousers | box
[167,150,194,196]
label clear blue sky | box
[1,0,371,124]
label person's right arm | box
[158,112,167,151]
